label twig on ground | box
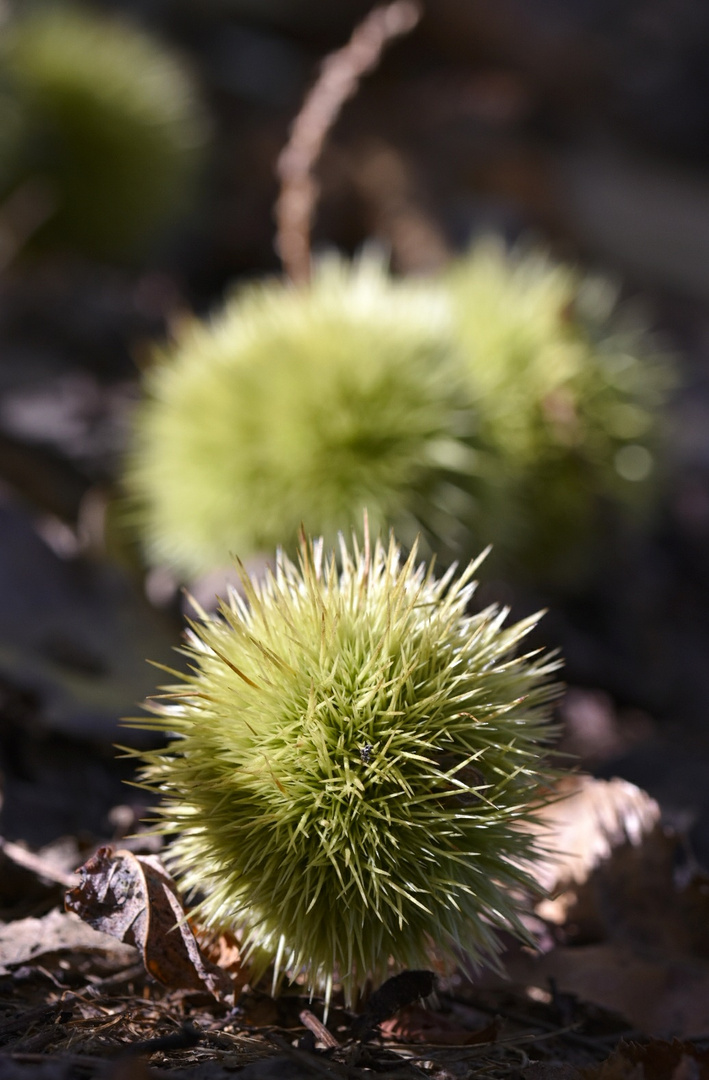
[300,1009,340,1049]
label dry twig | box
[275,1,421,284]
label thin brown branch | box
[275,1,422,285]
[300,1008,340,1049]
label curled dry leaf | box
[505,775,709,1037]
[65,847,240,1001]
[529,775,661,924]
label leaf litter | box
[65,847,238,1001]
[3,774,709,1077]
[1,3,709,1076]
[502,776,709,1039]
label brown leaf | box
[65,846,240,1000]
[353,970,436,1038]
[580,1039,709,1080]
[196,927,243,976]
[506,941,709,1039]
[379,1004,501,1045]
[529,774,709,960]
[498,776,709,1038]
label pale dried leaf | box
[0,908,137,974]
[532,775,661,898]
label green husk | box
[444,238,672,580]
[125,242,671,585]
[131,526,561,1005]
[0,3,206,260]
[125,253,479,576]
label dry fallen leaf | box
[531,775,661,905]
[0,908,137,974]
[527,775,662,937]
[499,777,709,1037]
[65,846,240,1000]
[379,1004,501,1045]
[511,941,709,1040]
[528,775,709,955]
[352,970,436,1039]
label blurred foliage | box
[0,2,207,262]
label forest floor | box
[3,1,709,1076]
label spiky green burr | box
[0,3,205,260]
[125,241,670,586]
[444,239,671,580]
[131,527,561,1005]
[125,254,477,577]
